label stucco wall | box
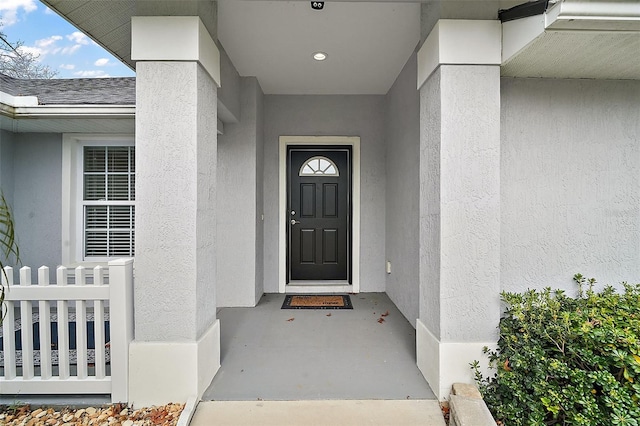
[385,52,420,325]
[263,95,386,293]
[439,65,501,342]
[254,80,265,303]
[419,69,442,336]
[0,130,15,207]
[419,65,502,342]
[217,77,264,307]
[0,130,16,267]
[135,61,217,341]
[501,78,640,294]
[12,133,62,269]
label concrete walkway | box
[190,400,446,426]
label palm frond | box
[0,191,19,325]
[0,192,19,260]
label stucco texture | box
[12,133,62,269]
[254,79,265,303]
[419,65,502,342]
[217,77,264,307]
[135,61,218,341]
[419,68,442,338]
[0,130,15,208]
[262,95,386,293]
[385,52,420,325]
[501,78,640,294]
[440,66,501,342]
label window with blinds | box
[83,146,135,258]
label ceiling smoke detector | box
[311,2,324,10]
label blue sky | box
[1,0,135,78]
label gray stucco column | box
[416,20,502,399]
[129,16,221,406]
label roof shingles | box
[0,74,135,105]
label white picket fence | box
[0,258,133,403]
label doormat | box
[281,295,353,310]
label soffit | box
[501,1,640,80]
[42,0,136,71]
[502,30,640,79]
[41,0,218,71]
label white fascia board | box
[5,105,223,134]
[417,23,440,90]
[13,105,135,118]
[549,0,640,21]
[502,14,545,63]
[546,0,640,31]
[0,91,38,107]
[131,16,221,87]
[417,20,502,89]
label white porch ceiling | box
[217,1,420,94]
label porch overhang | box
[0,95,225,135]
[501,0,640,80]
[0,95,136,133]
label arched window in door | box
[299,156,339,176]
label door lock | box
[290,210,296,216]
[291,219,301,225]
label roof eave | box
[0,104,136,120]
[502,0,640,73]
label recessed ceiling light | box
[313,52,327,61]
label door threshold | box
[288,280,350,285]
[286,282,354,294]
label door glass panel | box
[299,156,339,176]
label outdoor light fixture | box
[311,1,324,10]
[313,52,328,61]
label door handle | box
[291,219,301,225]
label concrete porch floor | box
[202,293,436,401]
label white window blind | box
[83,146,135,258]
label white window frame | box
[62,134,135,266]
[299,156,340,176]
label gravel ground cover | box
[0,402,184,426]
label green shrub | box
[473,274,640,426]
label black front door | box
[288,147,351,281]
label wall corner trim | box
[131,16,221,87]
[417,319,497,400]
[128,319,220,408]
[417,20,502,89]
